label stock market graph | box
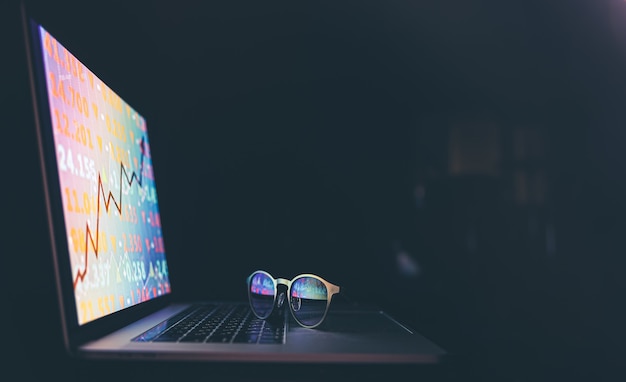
[39,26,171,325]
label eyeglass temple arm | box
[328,283,340,297]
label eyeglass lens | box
[289,276,328,327]
[249,272,275,319]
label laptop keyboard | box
[132,304,285,344]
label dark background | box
[2,0,626,381]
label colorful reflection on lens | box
[290,277,327,300]
[250,272,275,296]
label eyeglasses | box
[246,270,341,329]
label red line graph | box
[73,137,146,289]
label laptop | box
[21,3,446,364]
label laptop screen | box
[35,24,172,326]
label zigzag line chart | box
[72,137,145,289]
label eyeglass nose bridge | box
[275,278,292,288]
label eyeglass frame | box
[246,270,341,329]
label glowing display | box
[39,26,171,325]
